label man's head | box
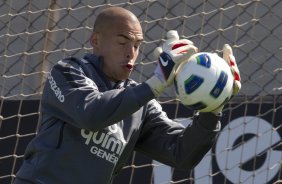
[90,7,143,82]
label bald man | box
[14,6,240,184]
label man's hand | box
[146,30,198,96]
[222,44,241,96]
[211,44,241,114]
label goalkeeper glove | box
[211,44,241,114]
[146,30,198,96]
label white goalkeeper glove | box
[211,44,241,114]
[146,30,198,96]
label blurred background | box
[0,0,281,183]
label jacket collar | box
[83,53,126,89]
[83,53,102,70]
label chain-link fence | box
[0,0,282,183]
[1,0,281,101]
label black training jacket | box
[15,53,221,184]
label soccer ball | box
[174,52,234,112]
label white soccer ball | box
[174,52,234,112]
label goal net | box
[1,0,281,183]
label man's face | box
[91,18,143,82]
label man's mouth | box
[125,64,133,70]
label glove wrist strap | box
[145,75,165,97]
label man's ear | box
[90,32,99,49]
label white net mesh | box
[0,0,281,183]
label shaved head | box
[93,7,140,32]
[89,6,143,82]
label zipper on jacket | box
[56,122,66,149]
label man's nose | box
[126,45,135,59]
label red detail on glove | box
[230,58,235,67]
[234,72,241,81]
[172,43,188,50]
[230,58,241,81]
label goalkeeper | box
[15,6,241,184]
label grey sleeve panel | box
[135,100,221,170]
[41,58,154,130]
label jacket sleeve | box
[41,58,155,130]
[135,99,221,170]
